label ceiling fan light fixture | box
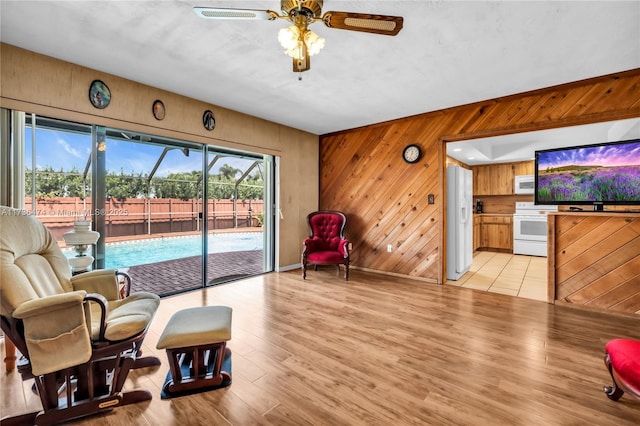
[278,25,300,51]
[304,30,325,56]
[278,25,324,60]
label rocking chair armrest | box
[11,291,93,376]
[12,291,87,319]
[84,293,109,342]
[71,268,120,301]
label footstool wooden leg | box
[157,306,233,398]
[162,342,231,395]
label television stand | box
[547,211,640,316]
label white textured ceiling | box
[1,1,639,137]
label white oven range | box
[513,202,558,257]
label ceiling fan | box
[194,0,403,73]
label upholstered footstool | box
[157,306,232,398]
[603,338,640,401]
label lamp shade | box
[304,30,325,56]
[278,25,325,60]
[278,25,300,51]
[67,256,94,271]
[63,221,100,246]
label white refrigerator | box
[446,165,473,280]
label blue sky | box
[26,127,260,177]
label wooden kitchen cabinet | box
[474,165,491,196]
[478,215,513,252]
[473,163,514,195]
[493,164,514,195]
[513,161,534,176]
[473,161,534,196]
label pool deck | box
[125,249,264,295]
[61,228,266,295]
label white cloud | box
[56,136,83,159]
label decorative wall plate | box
[89,80,111,109]
[203,110,216,131]
[153,100,165,120]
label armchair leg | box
[604,384,624,401]
[603,352,625,401]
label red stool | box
[603,338,640,401]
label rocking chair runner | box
[302,210,350,280]
[0,206,160,426]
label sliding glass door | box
[8,110,274,296]
[205,149,266,285]
[95,130,206,295]
[23,115,93,239]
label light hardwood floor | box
[447,251,549,302]
[2,269,640,425]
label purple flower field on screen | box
[537,165,640,202]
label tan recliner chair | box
[0,206,160,426]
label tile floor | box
[446,251,549,302]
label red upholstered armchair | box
[302,211,350,280]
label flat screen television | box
[534,138,640,211]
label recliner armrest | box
[12,290,92,376]
[13,291,87,319]
[84,293,109,343]
[71,269,119,301]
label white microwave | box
[514,175,535,194]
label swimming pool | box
[63,232,263,269]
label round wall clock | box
[89,80,111,109]
[203,110,216,131]
[402,144,422,164]
[152,100,165,120]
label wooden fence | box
[25,197,264,241]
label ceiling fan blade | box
[322,11,403,36]
[193,7,278,20]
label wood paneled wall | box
[320,69,640,283]
[548,212,640,315]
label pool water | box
[64,232,263,269]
